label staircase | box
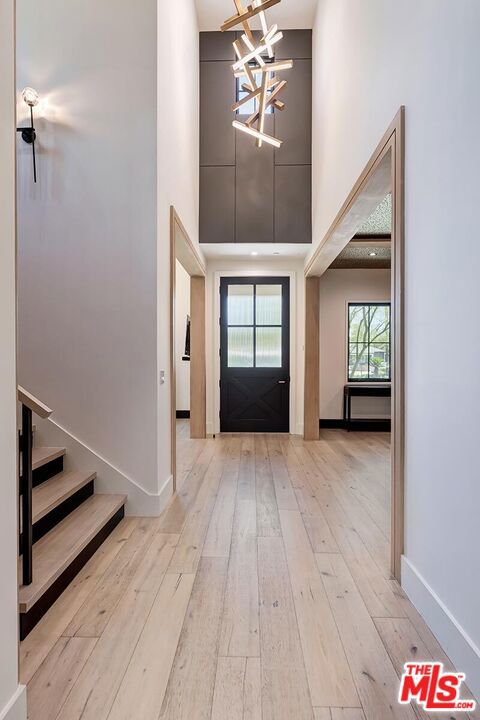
[18,387,127,639]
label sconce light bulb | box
[22,87,39,108]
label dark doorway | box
[220,277,290,432]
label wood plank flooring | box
[20,422,478,720]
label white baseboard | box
[34,418,173,517]
[402,555,480,700]
[0,686,26,720]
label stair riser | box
[20,456,65,491]
[20,505,125,640]
[19,480,95,553]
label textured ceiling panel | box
[356,193,392,236]
[330,244,391,269]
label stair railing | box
[18,386,52,586]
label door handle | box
[278,380,287,384]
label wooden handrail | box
[17,386,52,419]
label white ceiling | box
[195,0,318,31]
[201,243,312,260]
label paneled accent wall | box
[200,30,312,244]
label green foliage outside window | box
[348,303,391,381]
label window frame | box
[347,301,392,383]
[235,55,276,117]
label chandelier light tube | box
[221,0,293,149]
[232,120,283,148]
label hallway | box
[20,429,476,720]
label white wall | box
[205,258,305,436]
[16,0,200,504]
[156,0,199,488]
[312,0,480,695]
[320,269,390,419]
[0,1,26,717]
[16,0,158,494]
[175,260,191,412]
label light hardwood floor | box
[20,422,479,720]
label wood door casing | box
[190,277,206,439]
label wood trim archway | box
[303,108,405,580]
[170,207,207,492]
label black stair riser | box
[19,480,95,554]
[20,505,125,640]
[20,456,64,492]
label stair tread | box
[19,494,127,612]
[32,470,97,524]
[32,447,66,471]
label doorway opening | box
[304,108,405,580]
[219,276,290,433]
[174,259,193,473]
[170,207,207,492]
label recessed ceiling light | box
[251,251,258,256]
[369,251,378,257]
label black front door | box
[220,277,290,433]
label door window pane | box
[228,327,254,367]
[256,284,282,326]
[256,327,282,367]
[228,285,253,325]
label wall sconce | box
[17,87,39,183]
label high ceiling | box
[195,0,318,31]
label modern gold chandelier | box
[220,0,293,149]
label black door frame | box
[219,276,290,433]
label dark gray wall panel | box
[236,116,274,243]
[199,31,312,244]
[274,60,312,166]
[200,31,236,61]
[275,165,312,244]
[276,30,312,60]
[200,167,235,244]
[200,61,236,166]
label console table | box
[343,383,391,431]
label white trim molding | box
[0,686,26,720]
[34,418,173,517]
[402,555,480,701]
